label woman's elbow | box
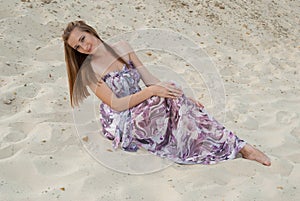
[109,102,127,112]
[101,97,125,112]
[111,105,124,112]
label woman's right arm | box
[89,80,183,112]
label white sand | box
[0,0,299,200]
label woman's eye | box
[81,36,85,42]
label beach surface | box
[0,0,299,200]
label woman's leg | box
[239,143,271,166]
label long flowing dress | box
[99,60,246,165]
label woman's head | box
[63,21,102,54]
[62,20,102,107]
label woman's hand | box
[148,81,183,99]
[189,97,204,109]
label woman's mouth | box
[87,44,92,53]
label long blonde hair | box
[62,20,128,107]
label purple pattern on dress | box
[99,60,246,165]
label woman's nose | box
[82,43,89,51]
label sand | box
[0,0,299,200]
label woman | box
[62,20,271,166]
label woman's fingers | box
[168,88,182,95]
[153,81,183,98]
[166,83,183,95]
[159,82,182,92]
[167,88,182,98]
[198,102,204,108]
[189,97,204,108]
[197,101,204,108]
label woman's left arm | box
[120,40,161,86]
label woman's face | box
[67,27,101,54]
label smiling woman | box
[67,27,100,54]
[61,20,271,166]
[62,20,129,107]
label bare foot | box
[240,144,271,166]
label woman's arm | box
[89,80,183,112]
[119,40,161,86]
[96,80,152,111]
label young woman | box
[62,20,271,166]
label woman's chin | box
[90,45,103,56]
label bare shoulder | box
[112,40,134,54]
[112,39,131,47]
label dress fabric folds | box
[99,60,246,165]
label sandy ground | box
[0,0,299,200]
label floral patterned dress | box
[99,60,246,165]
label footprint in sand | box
[0,144,16,159]
[290,126,300,139]
[3,130,27,143]
[0,143,25,160]
[276,111,298,124]
[0,122,36,159]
